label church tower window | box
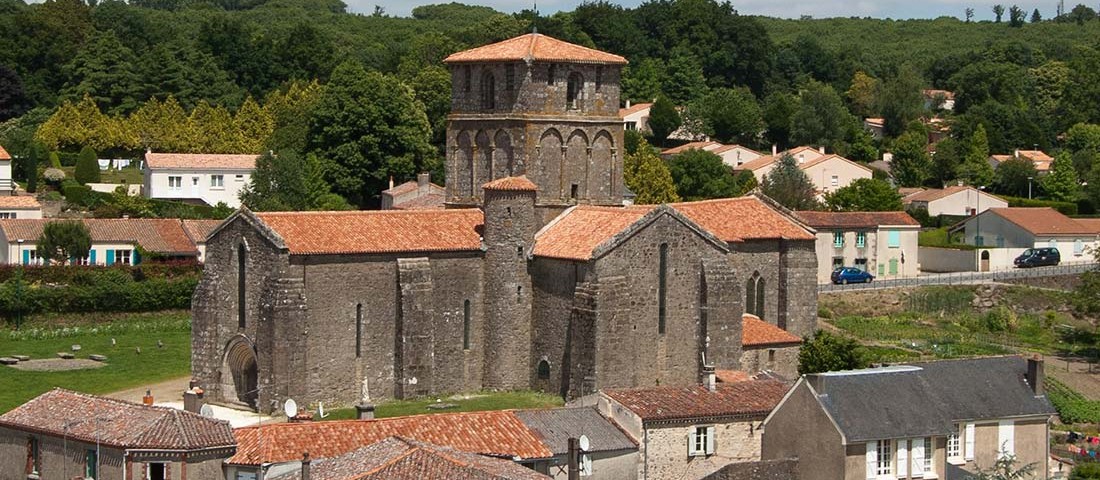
[658,243,668,334]
[463,65,471,93]
[547,64,555,85]
[355,303,363,358]
[463,299,471,350]
[567,72,583,109]
[481,71,496,110]
[537,359,551,380]
[746,271,765,318]
[237,244,246,329]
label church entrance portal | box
[222,336,258,409]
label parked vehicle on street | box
[1014,248,1061,268]
[831,267,874,284]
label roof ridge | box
[256,208,480,217]
[361,443,420,477]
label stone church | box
[191,33,819,413]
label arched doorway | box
[980,250,990,272]
[222,336,258,409]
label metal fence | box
[819,262,1098,293]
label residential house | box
[761,356,1055,480]
[0,388,236,480]
[598,376,790,480]
[268,437,552,480]
[923,89,956,111]
[795,211,921,282]
[989,150,1054,174]
[0,145,13,193]
[659,141,763,169]
[144,152,258,208]
[739,313,803,380]
[863,118,885,140]
[182,219,223,263]
[514,407,639,479]
[734,147,873,196]
[381,173,446,210]
[0,195,42,219]
[953,207,1100,268]
[904,185,1008,218]
[621,101,653,133]
[0,218,203,265]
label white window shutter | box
[705,426,716,455]
[998,421,1014,459]
[897,439,908,477]
[866,441,878,479]
[912,438,925,477]
[964,423,975,460]
[687,431,697,456]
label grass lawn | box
[59,166,143,185]
[320,391,564,421]
[0,311,191,413]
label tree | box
[667,149,741,201]
[35,220,91,265]
[966,7,975,22]
[661,49,708,104]
[845,71,880,118]
[798,331,863,375]
[1070,461,1100,479]
[1068,4,1097,24]
[1065,123,1100,154]
[1008,5,1026,26]
[621,58,664,105]
[824,178,903,211]
[1030,8,1043,22]
[790,80,858,154]
[60,30,141,114]
[930,137,963,185]
[763,91,799,148]
[761,154,819,210]
[1076,248,1100,316]
[962,453,1035,479]
[0,65,29,122]
[24,142,44,194]
[878,65,925,138]
[890,130,933,187]
[993,4,1006,22]
[74,145,100,184]
[1041,151,1080,201]
[687,87,764,145]
[623,139,680,204]
[240,150,348,211]
[647,96,681,147]
[0,269,32,329]
[993,157,1039,197]
[959,124,995,186]
[231,96,274,154]
[264,80,322,153]
[128,96,192,152]
[187,101,238,154]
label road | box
[819,262,1097,293]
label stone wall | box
[761,382,846,480]
[531,257,586,397]
[740,344,800,380]
[642,420,765,480]
[702,458,800,480]
[483,188,537,390]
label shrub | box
[0,274,199,321]
[818,306,834,319]
[74,146,101,184]
[62,184,94,207]
[48,151,61,168]
[1003,195,1078,215]
[42,167,65,185]
[1071,462,1100,479]
[42,191,62,202]
[798,331,865,375]
[983,305,1018,332]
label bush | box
[74,146,101,185]
[0,263,200,284]
[1003,195,1078,215]
[62,184,95,207]
[798,331,865,375]
[42,167,65,185]
[1071,462,1100,479]
[42,191,62,202]
[48,151,61,168]
[0,269,200,321]
[983,305,1018,332]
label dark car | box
[1014,247,1061,268]
[831,267,874,284]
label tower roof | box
[444,33,628,65]
[482,175,538,192]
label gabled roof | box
[794,211,919,229]
[602,379,790,423]
[391,194,445,210]
[228,410,554,466]
[514,407,636,456]
[252,209,484,255]
[145,153,258,170]
[0,218,200,255]
[0,195,41,209]
[983,207,1097,236]
[0,145,10,160]
[734,146,826,172]
[619,102,652,118]
[798,154,873,174]
[0,389,235,450]
[483,175,538,192]
[382,180,444,197]
[532,206,651,261]
[1075,218,1100,234]
[443,33,627,65]
[903,185,1004,204]
[671,197,816,242]
[711,144,762,156]
[742,314,802,347]
[660,141,720,156]
[181,219,223,244]
[807,356,1055,443]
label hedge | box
[0,264,201,284]
[0,275,199,317]
[1003,196,1078,216]
[1047,377,1100,424]
[62,183,96,207]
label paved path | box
[106,376,280,426]
[820,263,1096,293]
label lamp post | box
[976,186,987,247]
[1027,176,1033,200]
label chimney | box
[417,172,430,195]
[625,99,632,109]
[356,402,376,420]
[819,146,827,155]
[142,390,154,406]
[388,176,394,190]
[290,409,314,423]
[771,144,778,156]
[1027,355,1044,396]
[301,452,311,480]
[1014,149,1020,159]
[702,364,716,393]
[567,438,580,480]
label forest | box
[3,0,1100,208]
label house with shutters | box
[0,195,42,219]
[0,218,203,265]
[144,152,258,208]
[0,145,13,193]
[761,356,1055,480]
[794,211,921,283]
[733,147,873,197]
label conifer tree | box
[959,124,995,186]
[1041,151,1080,201]
[623,139,680,204]
[74,146,100,184]
[761,154,819,210]
[232,96,274,154]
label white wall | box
[926,190,1007,217]
[0,160,11,192]
[802,158,872,196]
[145,168,250,208]
[716,147,762,168]
[0,208,42,220]
[5,242,138,265]
[812,227,919,282]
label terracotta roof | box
[671,197,815,242]
[391,194,445,210]
[923,89,955,100]
[483,176,538,192]
[602,379,790,422]
[794,211,919,229]
[0,389,235,450]
[444,33,627,65]
[619,103,652,118]
[798,154,873,174]
[0,145,10,160]
[985,207,1098,236]
[254,209,484,255]
[734,146,826,171]
[532,206,650,261]
[145,152,258,170]
[741,313,802,347]
[228,410,553,466]
[181,219,222,244]
[897,187,926,197]
[1074,218,1100,234]
[383,180,441,197]
[269,437,550,480]
[864,117,885,127]
[715,370,751,383]
[0,218,199,255]
[660,141,720,156]
[0,195,41,209]
[711,144,762,156]
[902,185,1003,204]
[990,151,1054,171]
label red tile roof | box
[383,180,443,197]
[986,207,1098,236]
[902,185,1004,204]
[228,411,554,466]
[181,219,223,244]
[741,314,802,347]
[0,195,41,209]
[0,145,10,160]
[532,206,650,261]
[145,153,258,170]
[734,146,825,171]
[619,103,652,118]
[602,379,790,422]
[794,211,919,229]
[0,389,235,450]
[671,197,815,242]
[254,209,484,255]
[391,193,445,210]
[269,437,550,480]
[444,33,627,65]
[483,176,538,192]
[1075,218,1100,234]
[660,141,720,156]
[0,218,200,255]
[715,370,751,383]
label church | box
[190,33,819,413]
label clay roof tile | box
[444,33,627,65]
[145,153,258,170]
[482,176,538,192]
[602,379,790,422]
[254,209,484,255]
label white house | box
[659,141,763,168]
[0,145,13,193]
[620,102,653,133]
[795,211,921,282]
[0,195,42,219]
[949,207,1100,270]
[0,218,202,265]
[989,150,1054,174]
[903,185,1008,217]
[734,147,873,196]
[144,152,258,208]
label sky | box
[361,0,1056,20]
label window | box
[856,231,866,248]
[877,439,893,475]
[0,212,14,219]
[746,272,765,319]
[1076,239,1085,256]
[626,121,637,131]
[235,174,245,182]
[115,249,132,265]
[975,235,985,247]
[832,257,844,270]
[570,184,579,200]
[830,175,839,187]
[516,285,523,304]
[480,71,496,110]
[547,64,555,85]
[657,243,668,334]
[22,249,42,266]
[355,303,363,358]
[506,64,515,91]
[26,437,39,475]
[463,66,472,92]
[595,66,603,89]
[192,176,199,186]
[211,174,224,188]
[922,437,932,473]
[86,449,98,479]
[833,232,844,248]
[147,462,166,480]
[238,244,247,329]
[887,230,901,248]
[537,359,550,379]
[767,349,776,362]
[236,472,258,480]
[688,426,715,457]
[855,258,868,271]
[998,420,1015,459]
[996,235,1005,248]
[947,424,962,460]
[516,245,524,257]
[462,300,471,350]
[168,176,182,190]
[566,73,583,109]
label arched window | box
[463,300,471,350]
[355,303,363,358]
[463,65,471,93]
[237,245,246,329]
[547,64,555,85]
[480,71,496,110]
[537,359,551,380]
[566,72,583,109]
[746,271,765,318]
[658,243,668,334]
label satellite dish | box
[318,402,329,419]
[580,454,593,476]
[199,404,215,418]
[283,398,298,418]
[578,434,590,452]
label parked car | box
[831,267,874,284]
[1014,247,1060,268]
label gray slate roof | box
[514,407,637,456]
[810,356,1055,443]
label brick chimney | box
[142,390,154,406]
[702,364,716,393]
[417,173,431,195]
[1026,355,1044,395]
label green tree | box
[35,94,137,152]
[647,96,681,147]
[1041,151,1080,201]
[798,331,863,375]
[824,178,903,212]
[845,71,880,118]
[232,96,274,154]
[1008,5,1026,26]
[1065,123,1100,153]
[761,154,819,210]
[621,58,664,105]
[128,95,191,152]
[667,149,740,201]
[993,157,1039,197]
[74,145,100,184]
[959,124,995,186]
[930,137,963,185]
[187,101,237,154]
[240,150,348,211]
[662,49,708,104]
[1070,462,1100,479]
[1031,8,1042,23]
[963,453,1035,479]
[61,30,140,114]
[405,66,452,149]
[878,65,925,138]
[687,87,764,145]
[993,4,1006,22]
[264,80,323,153]
[0,269,32,329]
[24,142,44,194]
[890,130,933,187]
[763,91,799,148]
[1028,61,1069,117]
[35,220,91,265]
[790,80,857,154]
[623,139,680,204]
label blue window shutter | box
[90,249,97,265]
[106,250,115,266]
[22,250,29,265]
[888,230,901,248]
[132,249,141,265]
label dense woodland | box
[4,0,1100,208]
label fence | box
[819,262,1098,292]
